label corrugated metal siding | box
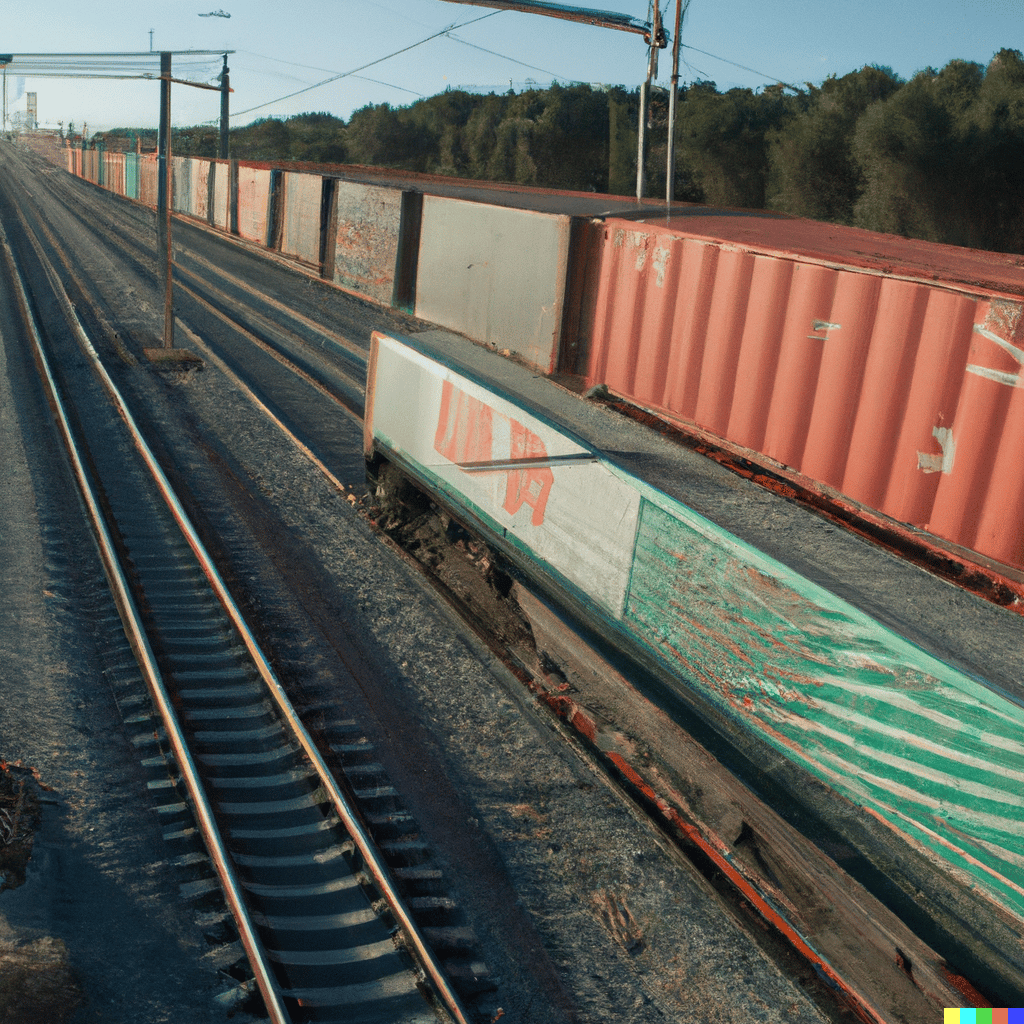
[171,156,191,214]
[191,159,211,221]
[139,154,159,207]
[625,495,1024,921]
[332,180,403,305]
[124,153,139,199]
[212,160,230,230]
[585,220,1024,574]
[107,153,126,196]
[280,172,322,265]
[236,166,271,244]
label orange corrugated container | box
[582,213,1024,574]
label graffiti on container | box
[917,425,956,475]
[433,380,554,526]
[807,319,841,341]
[967,298,1023,389]
[968,328,1024,389]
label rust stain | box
[940,965,989,1008]
[539,693,598,744]
[601,754,887,1024]
[667,599,756,669]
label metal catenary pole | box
[219,53,230,159]
[636,1,662,200]
[439,2,666,201]
[158,51,174,348]
[666,0,684,205]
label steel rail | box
[173,272,364,421]
[18,154,364,365]
[0,215,292,1024]
[173,318,354,495]
[6,180,473,1024]
[18,143,993,1021]
[17,166,367,415]
[177,245,367,362]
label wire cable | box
[677,43,799,90]
[236,50,424,97]
[231,10,501,119]
[442,32,569,83]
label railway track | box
[0,157,471,1024]
[9,146,374,432]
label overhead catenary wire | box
[230,10,501,119]
[678,42,800,91]
[236,51,425,99]
[442,32,570,83]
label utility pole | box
[149,30,154,53]
[666,0,685,205]
[636,1,662,200]
[157,52,174,348]
[439,1,666,201]
[219,53,229,159]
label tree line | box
[101,48,1024,253]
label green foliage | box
[607,87,635,196]
[285,112,347,164]
[851,52,1024,250]
[93,51,1024,253]
[232,117,291,161]
[346,103,436,171]
[673,81,798,208]
[174,125,219,158]
[766,65,903,223]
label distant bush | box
[99,52,1024,254]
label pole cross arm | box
[440,0,667,46]
[159,74,233,92]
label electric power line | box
[237,51,425,98]
[678,43,800,90]
[230,10,501,119]
[443,31,570,83]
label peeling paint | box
[652,246,670,288]
[630,231,650,271]
[917,426,955,475]
[967,323,1024,388]
[807,319,841,340]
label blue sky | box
[2,0,1020,133]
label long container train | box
[55,141,1024,1000]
